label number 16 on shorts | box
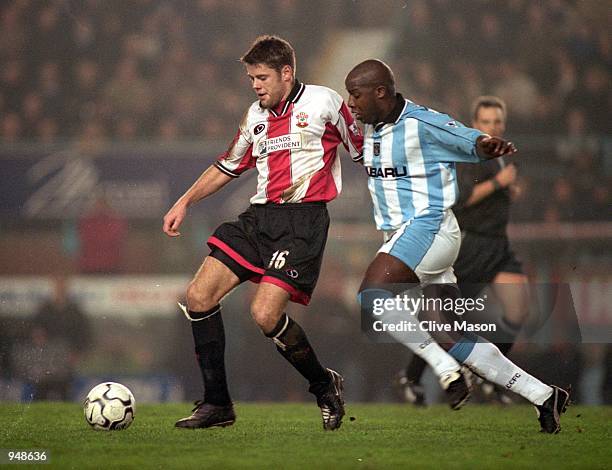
[268,250,289,269]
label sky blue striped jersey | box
[363,100,485,231]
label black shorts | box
[454,231,523,299]
[207,203,330,305]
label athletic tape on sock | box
[178,302,221,322]
[266,314,290,350]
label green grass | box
[1,403,610,469]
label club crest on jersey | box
[374,142,381,156]
[296,112,309,128]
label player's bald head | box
[345,59,396,95]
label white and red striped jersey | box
[214,81,363,204]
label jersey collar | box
[374,93,407,132]
[268,79,305,117]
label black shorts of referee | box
[454,230,523,300]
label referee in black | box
[397,96,529,405]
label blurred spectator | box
[543,177,576,223]
[67,59,102,125]
[556,108,600,165]
[589,184,611,222]
[0,112,22,142]
[103,58,153,119]
[158,116,181,142]
[566,64,610,134]
[38,61,64,115]
[199,116,225,140]
[1,59,25,110]
[0,1,27,58]
[553,51,578,101]
[78,196,128,274]
[16,276,92,400]
[477,11,510,64]
[21,91,45,138]
[76,119,108,154]
[35,117,59,143]
[31,3,69,63]
[115,117,140,141]
[493,61,539,125]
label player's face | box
[246,63,293,109]
[345,83,380,125]
[473,106,506,137]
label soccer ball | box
[84,382,135,431]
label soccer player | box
[163,36,363,431]
[400,96,529,405]
[346,59,570,433]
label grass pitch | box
[1,402,610,469]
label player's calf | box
[265,314,345,430]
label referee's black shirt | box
[453,158,511,237]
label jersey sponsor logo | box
[365,166,408,178]
[259,133,302,155]
[254,123,266,135]
[295,112,309,128]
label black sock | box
[405,354,428,384]
[494,317,522,356]
[266,314,330,394]
[190,305,231,406]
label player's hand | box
[495,164,518,188]
[477,136,517,159]
[163,203,187,237]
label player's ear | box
[375,85,387,99]
[281,65,293,82]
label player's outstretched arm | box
[162,165,233,237]
[476,135,517,160]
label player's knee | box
[250,304,281,335]
[186,281,218,312]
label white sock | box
[411,339,462,381]
[378,288,460,380]
[455,340,552,405]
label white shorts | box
[379,210,460,286]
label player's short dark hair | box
[472,96,507,121]
[241,35,296,73]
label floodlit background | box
[0,0,610,405]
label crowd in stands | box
[0,0,609,222]
[0,0,320,144]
